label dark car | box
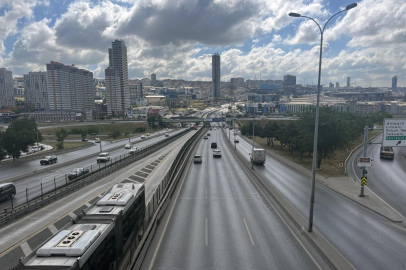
[82,138,88,142]
[68,168,90,180]
[40,155,58,165]
[207,133,210,136]
[0,183,16,201]
[211,142,217,148]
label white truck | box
[250,148,266,165]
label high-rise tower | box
[212,53,220,99]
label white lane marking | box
[235,153,322,270]
[148,156,192,270]
[48,224,58,234]
[20,242,32,256]
[205,217,208,246]
[232,186,236,197]
[206,187,208,199]
[243,218,255,245]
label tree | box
[109,130,121,139]
[260,121,279,147]
[0,117,39,161]
[236,105,244,113]
[228,106,232,112]
[55,128,68,150]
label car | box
[97,152,110,163]
[213,149,222,158]
[129,147,138,154]
[0,183,16,201]
[125,143,133,149]
[211,142,217,148]
[95,138,101,143]
[380,146,394,159]
[207,133,210,136]
[214,128,217,130]
[141,135,146,139]
[165,133,169,137]
[40,155,58,165]
[234,138,239,143]
[210,128,212,130]
[67,168,90,180]
[82,138,88,142]
[146,133,150,136]
[111,121,115,123]
[194,155,202,163]
[203,136,208,140]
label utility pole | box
[98,111,102,153]
[251,117,255,169]
[359,126,368,197]
[36,124,39,154]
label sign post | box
[359,126,369,197]
[383,119,406,147]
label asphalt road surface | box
[235,130,406,270]
[0,129,186,212]
[347,132,406,217]
[141,125,320,270]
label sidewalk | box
[241,135,405,223]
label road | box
[347,132,406,217]
[0,129,186,212]
[141,124,320,270]
[234,130,406,270]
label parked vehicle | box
[213,149,222,158]
[68,168,90,180]
[194,155,202,163]
[250,148,266,165]
[40,155,58,165]
[97,152,110,163]
[380,146,394,159]
[0,183,16,201]
[211,142,217,148]
[129,147,138,154]
[95,138,101,143]
[125,143,133,149]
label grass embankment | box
[47,141,87,150]
[249,129,381,177]
[40,122,153,141]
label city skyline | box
[0,0,405,88]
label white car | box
[214,128,217,130]
[213,149,222,158]
[129,147,138,154]
[165,133,169,137]
[97,152,110,163]
[194,155,202,163]
[234,138,239,143]
[141,135,146,139]
[125,143,133,149]
[95,138,101,143]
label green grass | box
[47,141,87,150]
[251,129,382,178]
[40,122,149,136]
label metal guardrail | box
[128,127,206,270]
[0,129,192,227]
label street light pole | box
[98,111,102,153]
[289,2,357,233]
[251,117,255,169]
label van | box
[0,183,16,201]
[211,142,217,148]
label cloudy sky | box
[0,0,404,87]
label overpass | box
[162,117,227,123]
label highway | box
[0,129,186,212]
[347,133,406,217]
[141,124,321,270]
[234,130,406,270]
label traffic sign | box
[357,157,373,167]
[383,118,406,147]
[360,176,368,186]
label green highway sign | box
[383,119,406,147]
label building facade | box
[129,83,143,106]
[347,77,351,88]
[24,72,49,110]
[212,53,221,99]
[0,68,15,108]
[151,74,156,86]
[283,75,296,87]
[46,62,95,111]
[392,75,397,91]
[106,39,130,116]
